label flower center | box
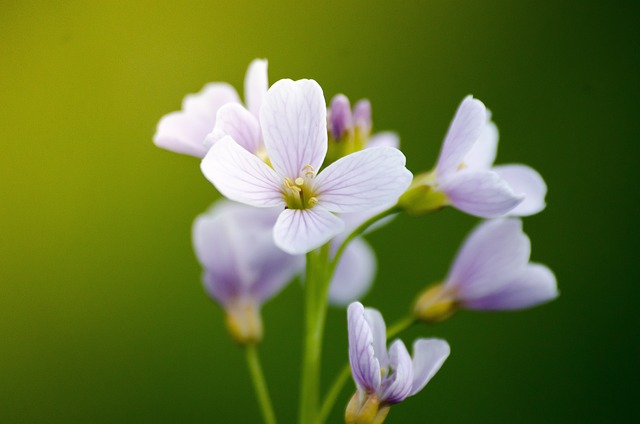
[283,165,319,210]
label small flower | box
[192,200,303,344]
[201,79,412,255]
[399,96,547,218]
[346,302,450,424]
[414,218,558,322]
[153,59,268,158]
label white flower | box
[201,79,412,255]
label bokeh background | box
[1,0,638,422]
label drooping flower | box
[414,218,558,322]
[192,200,303,344]
[346,302,450,424]
[153,59,268,158]
[399,96,546,218]
[201,79,413,255]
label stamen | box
[295,177,305,186]
[302,165,315,178]
[308,197,318,207]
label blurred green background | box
[1,0,638,422]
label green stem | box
[318,364,352,423]
[246,344,278,424]
[386,315,416,339]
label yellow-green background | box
[1,0,638,422]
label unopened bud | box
[225,298,263,345]
[353,99,372,138]
[328,94,353,141]
[345,392,391,424]
[413,283,457,323]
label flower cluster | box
[154,59,558,424]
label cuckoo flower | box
[399,96,546,218]
[154,59,268,158]
[201,79,413,255]
[414,219,558,322]
[193,200,303,344]
[346,302,450,424]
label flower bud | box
[353,99,372,139]
[397,172,448,216]
[328,94,353,141]
[413,283,457,323]
[224,298,263,345]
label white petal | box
[435,96,487,177]
[244,59,269,119]
[438,169,524,218]
[366,131,400,149]
[204,103,262,154]
[329,238,377,306]
[493,164,547,216]
[464,120,498,170]
[463,263,558,310]
[183,82,241,119]
[260,79,328,179]
[380,340,413,403]
[447,218,531,299]
[314,147,412,213]
[347,302,382,393]
[153,112,211,158]
[363,307,389,372]
[201,136,284,207]
[409,339,450,396]
[273,208,344,255]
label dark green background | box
[1,0,637,422]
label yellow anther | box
[295,177,305,186]
[302,164,315,178]
[308,197,318,207]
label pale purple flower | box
[193,200,303,342]
[431,96,547,218]
[347,302,450,406]
[415,219,558,320]
[153,59,268,158]
[201,79,413,255]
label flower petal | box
[201,136,284,207]
[438,169,524,218]
[493,164,547,216]
[347,302,382,393]
[463,263,558,310]
[363,307,389,371]
[244,59,268,119]
[260,79,328,179]
[314,147,412,213]
[409,339,450,396]
[153,112,211,158]
[436,96,487,177]
[447,218,531,299]
[204,103,262,154]
[464,120,498,170]
[183,82,241,118]
[273,207,344,255]
[328,238,377,306]
[380,340,413,403]
[366,131,400,149]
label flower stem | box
[318,364,352,423]
[386,314,416,339]
[245,344,278,424]
[299,244,331,424]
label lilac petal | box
[363,307,389,371]
[183,82,241,118]
[154,112,211,158]
[204,103,262,154]
[435,96,487,177]
[380,340,413,404]
[314,147,412,213]
[347,302,382,393]
[438,169,524,218]
[328,238,376,306]
[463,263,558,310]
[273,207,344,255]
[464,120,498,170]
[493,164,547,216]
[366,131,400,149]
[244,59,268,119]
[353,99,372,135]
[260,79,328,179]
[201,136,284,207]
[328,94,353,140]
[409,339,450,396]
[447,219,531,300]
